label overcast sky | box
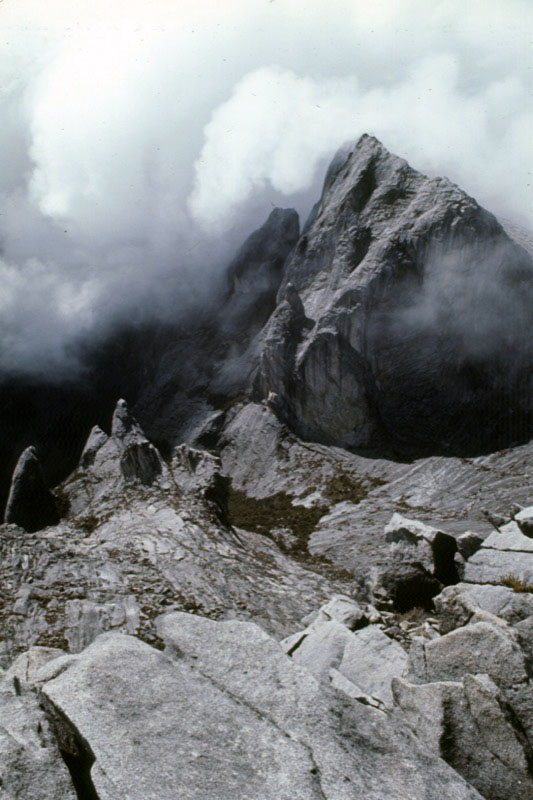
[0,0,531,375]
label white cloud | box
[189,54,532,229]
[0,0,531,373]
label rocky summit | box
[0,136,532,799]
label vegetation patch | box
[226,486,328,556]
[323,472,370,504]
[73,514,100,534]
[501,573,533,593]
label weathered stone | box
[515,506,533,537]
[34,624,483,800]
[119,440,162,485]
[308,595,370,630]
[464,549,533,585]
[414,621,528,688]
[513,615,533,673]
[0,672,76,799]
[4,447,59,532]
[392,674,533,800]
[434,585,480,634]
[4,646,66,688]
[451,583,532,624]
[283,619,408,707]
[79,425,108,468]
[435,582,533,635]
[483,525,533,551]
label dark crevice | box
[286,633,308,657]
[349,228,372,273]
[41,695,100,800]
[439,697,459,765]
[348,160,377,214]
[431,534,459,586]
[390,572,442,613]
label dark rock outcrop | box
[4,447,59,532]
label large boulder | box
[410,620,528,689]
[464,525,533,586]
[435,583,533,633]
[36,617,482,800]
[368,514,458,611]
[393,674,533,800]
[4,447,59,533]
[0,669,76,799]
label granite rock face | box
[0,666,76,799]
[0,400,352,665]
[32,616,482,800]
[253,135,532,453]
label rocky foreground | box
[1,136,532,798]
[1,399,532,799]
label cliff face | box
[254,135,532,453]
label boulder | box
[369,514,458,610]
[38,619,482,800]
[411,620,528,688]
[282,618,408,708]
[435,583,533,633]
[4,447,59,532]
[302,595,371,631]
[0,671,76,799]
[392,674,533,800]
[515,506,533,537]
[464,526,533,586]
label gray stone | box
[283,619,408,707]
[4,646,66,689]
[4,447,59,532]
[36,623,483,800]
[416,621,528,688]
[515,505,533,537]
[483,526,533,551]
[0,672,76,799]
[385,513,458,581]
[80,425,108,468]
[513,615,533,672]
[434,582,533,634]
[392,674,533,800]
[464,549,533,585]
[434,585,480,634]
[307,595,370,630]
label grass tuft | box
[501,573,533,593]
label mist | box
[1,0,531,376]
